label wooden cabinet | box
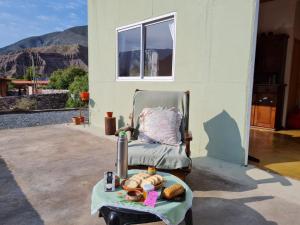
[251,106,255,126]
[251,85,285,129]
[252,105,276,129]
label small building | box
[0,77,11,97]
[11,80,49,95]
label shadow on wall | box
[203,110,245,165]
[0,157,44,225]
[89,98,95,108]
[118,115,125,129]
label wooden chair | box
[116,90,192,180]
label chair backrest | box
[131,90,190,142]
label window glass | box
[116,15,175,80]
[118,27,141,77]
[144,19,174,77]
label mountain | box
[0,25,87,55]
[0,26,88,78]
[0,45,88,78]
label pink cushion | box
[138,107,182,146]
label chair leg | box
[184,208,193,225]
[107,211,121,225]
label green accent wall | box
[88,0,258,165]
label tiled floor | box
[249,128,300,180]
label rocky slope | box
[0,26,87,55]
[0,44,88,78]
[0,25,88,78]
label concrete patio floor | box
[1,124,300,225]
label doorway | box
[248,0,300,180]
[287,39,300,122]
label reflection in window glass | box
[118,27,141,77]
[144,19,174,77]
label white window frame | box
[116,12,176,82]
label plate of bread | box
[121,173,165,191]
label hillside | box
[0,26,87,55]
[0,45,88,78]
[0,25,88,78]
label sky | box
[0,0,87,48]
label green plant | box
[23,67,41,80]
[66,75,88,108]
[14,98,36,111]
[48,67,87,90]
[8,82,15,90]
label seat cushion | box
[128,140,191,169]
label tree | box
[8,82,15,91]
[48,67,87,90]
[23,67,41,80]
[66,75,88,108]
[47,67,88,108]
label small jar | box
[143,184,154,200]
[148,166,156,175]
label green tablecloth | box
[91,170,193,225]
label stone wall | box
[0,93,68,111]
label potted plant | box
[106,112,113,117]
[79,115,85,123]
[79,92,89,124]
[67,75,89,124]
[80,91,89,102]
[72,116,81,125]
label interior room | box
[249,0,300,179]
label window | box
[117,14,175,81]
[118,27,141,77]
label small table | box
[91,170,193,225]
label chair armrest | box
[115,126,134,136]
[184,131,193,142]
[184,131,192,157]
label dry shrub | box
[14,98,37,111]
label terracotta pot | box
[80,91,89,102]
[79,116,85,124]
[106,112,113,117]
[72,116,81,125]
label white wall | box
[258,0,298,126]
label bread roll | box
[125,173,165,189]
[125,179,139,189]
[147,177,157,185]
[130,176,143,184]
[152,175,163,183]
[133,173,150,179]
[163,184,185,199]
